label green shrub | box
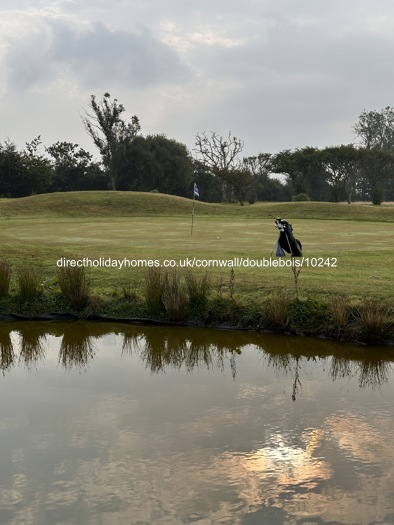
[292,193,310,202]
[371,187,384,206]
[288,298,330,332]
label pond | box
[1,321,394,525]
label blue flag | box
[194,182,199,198]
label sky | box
[1,0,394,159]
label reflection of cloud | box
[214,428,332,511]
[327,412,390,464]
[2,324,394,524]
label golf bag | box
[275,218,302,257]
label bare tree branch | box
[194,131,244,171]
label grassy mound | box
[0,191,393,221]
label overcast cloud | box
[1,0,394,157]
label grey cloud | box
[2,0,394,156]
[180,11,394,153]
[4,18,191,92]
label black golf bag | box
[275,218,302,257]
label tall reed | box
[0,261,12,298]
[17,266,40,302]
[57,266,90,309]
[162,270,187,321]
[329,294,351,335]
[185,271,210,306]
[265,290,289,328]
[356,298,392,344]
[144,267,164,314]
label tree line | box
[1,93,394,204]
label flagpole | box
[191,192,195,235]
[191,182,199,235]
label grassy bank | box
[1,191,394,220]
[0,192,393,344]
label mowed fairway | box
[1,192,393,302]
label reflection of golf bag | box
[275,218,302,257]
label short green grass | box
[0,192,394,303]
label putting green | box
[1,214,393,301]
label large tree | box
[320,144,361,203]
[0,141,21,197]
[46,141,106,192]
[352,106,394,204]
[358,148,394,205]
[0,138,53,197]
[243,154,290,202]
[117,134,194,197]
[82,93,141,190]
[271,147,329,200]
[353,106,394,152]
[194,131,246,202]
[194,131,244,172]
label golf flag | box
[194,182,199,198]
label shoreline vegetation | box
[0,267,393,346]
[1,192,393,346]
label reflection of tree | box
[0,321,393,391]
[330,356,392,389]
[121,327,242,376]
[59,324,96,370]
[0,328,14,374]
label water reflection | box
[1,322,394,525]
[59,323,96,370]
[0,322,393,392]
[0,326,14,373]
[122,328,240,379]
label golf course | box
[0,191,393,343]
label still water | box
[1,321,394,525]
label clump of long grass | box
[162,270,187,321]
[144,267,164,314]
[229,268,235,300]
[0,260,12,298]
[185,271,210,306]
[121,281,138,302]
[264,290,290,328]
[17,266,41,302]
[57,266,90,309]
[356,298,392,344]
[329,294,351,335]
